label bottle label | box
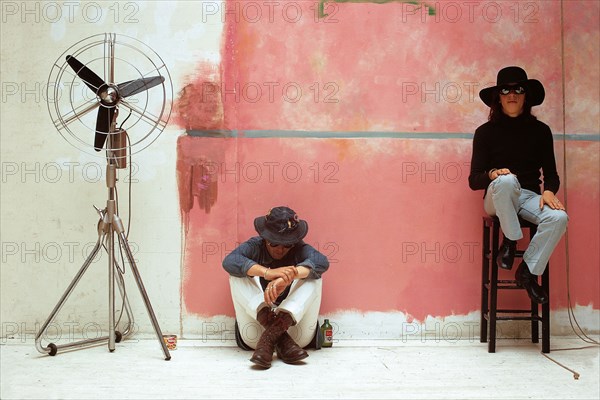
[323,328,333,347]
[321,320,333,347]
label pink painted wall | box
[176,0,599,323]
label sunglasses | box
[267,241,294,249]
[499,85,526,95]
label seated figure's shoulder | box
[474,121,495,137]
[246,236,263,245]
[533,118,551,130]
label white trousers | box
[484,174,568,275]
[229,276,323,349]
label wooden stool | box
[480,216,550,353]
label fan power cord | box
[546,0,600,380]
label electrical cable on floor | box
[540,352,580,380]
[558,0,599,349]
[541,344,600,381]
[541,0,600,380]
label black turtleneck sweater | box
[468,113,560,195]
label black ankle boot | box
[515,261,548,304]
[496,236,517,270]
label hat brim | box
[479,79,545,107]
[254,216,308,246]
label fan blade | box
[117,76,165,98]
[94,106,115,151]
[65,55,106,94]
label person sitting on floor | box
[222,206,330,368]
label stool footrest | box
[484,252,525,259]
[496,309,539,314]
[484,283,522,290]
[484,313,542,321]
[496,316,542,321]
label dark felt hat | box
[479,66,545,107]
[254,206,308,246]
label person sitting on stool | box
[468,66,568,304]
[223,206,329,368]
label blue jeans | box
[484,174,568,275]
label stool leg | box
[542,266,550,353]
[481,219,490,344]
[527,225,540,343]
[489,220,500,353]
[531,298,540,343]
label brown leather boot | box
[255,308,308,364]
[250,311,294,368]
[275,332,309,364]
[256,307,276,326]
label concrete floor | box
[1,338,599,399]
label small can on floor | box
[163,334,177,350]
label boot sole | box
[276,350,309,364]
[249,356,272,368]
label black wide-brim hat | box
[479,66,545,107]
[254,206,308,246]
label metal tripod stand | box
[35,134,171,360]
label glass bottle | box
[320,319,333,347]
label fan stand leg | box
[107,163,171,360]
[115,225,171,360]
[35,163,170,360]
[35,224,106,354]
[108,209,116,351]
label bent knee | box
[555,210,568,226]
[495,174,519,186]
[548,209,568,231]
[490,174,520,194]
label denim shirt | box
[222,236,329,280]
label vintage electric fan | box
[36,33,173,360]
